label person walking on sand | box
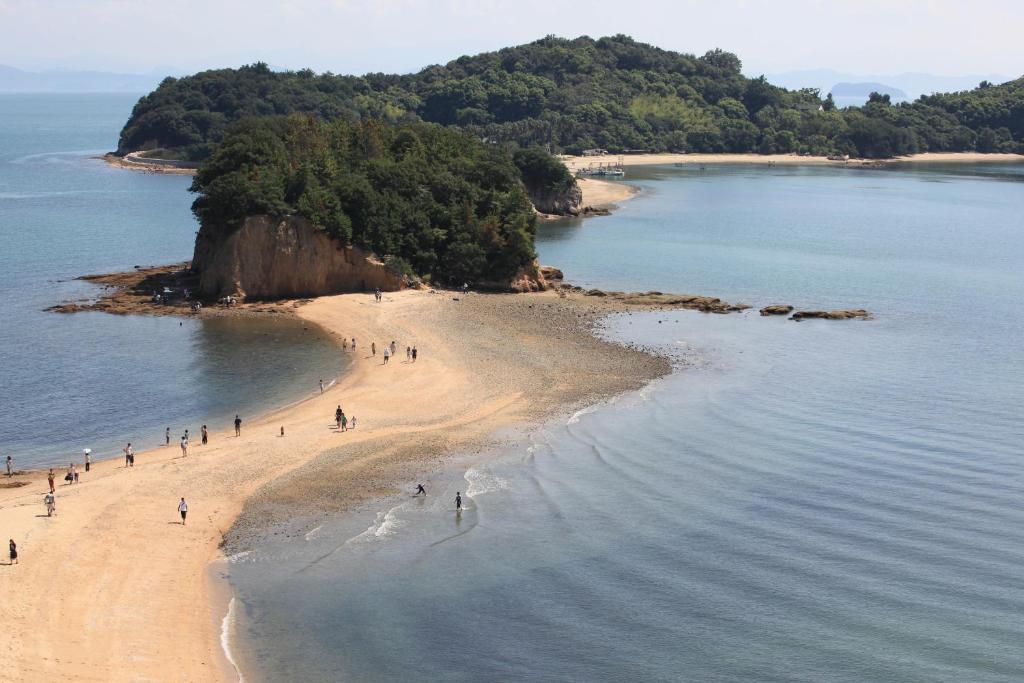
[340,411,348,432]
[383,346,390,364]
[65,463,75,485]
[201,425,208,445]
[335,405,343,428]
[319,378,324,394]
[83,449,91,472]
[178,498,188,525]
[44,491,56,517]
[9,539,17,565]
[165,427,170,446]
[47,469,55,493]
[406,346,411,361]
[352,338,357,351]
[390,340,396,355]
[234,415,242,437]
[371,342,376,356]
[455,492,463,511]
[350,416,356,430]
[124,443,133,467]
[412,346,418,363]
[180,435,188,457]
[415,483,426,496]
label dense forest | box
[190,116,538,285]
[119,35,1023,160]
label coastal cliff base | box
[193,215,406,300]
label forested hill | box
[189,117,539,287]
[118,35,1023,160]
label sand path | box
[0,288,666,681]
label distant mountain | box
[0,65,171,93]
[829,82,907,108]
[765,69,1012,103]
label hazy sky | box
[0,0,1021,77]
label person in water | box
[415,484,426,496]
[455,492,462,510]
[165,427,170,446]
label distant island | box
[829,82,907,108]
[0,64,167,93]
[116,35,1023,161]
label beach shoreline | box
[1,285,689,682]
[562,150,1023,169]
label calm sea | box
[0,94,344,468]
[225,162,1024,681]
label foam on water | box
[463,466,510,500]
[220,597,244,682]
[346,505,406,544]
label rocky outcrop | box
[540,266,564,282]
[576,288,747,313]
[790,309,871,321]
[760,304,794,316]
[192,215,405,300]
[528,182,583,216]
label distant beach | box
[563,150,1023,170]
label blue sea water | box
[0,94,343,468]
[225,162,1024,681]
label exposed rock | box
[528,182,583,216]
[586,289,607,297]
[790,309,871,321]
[540,266,564,281]
[760,304,794,316]
[192,215,405,301]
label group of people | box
[164,422,219,458]
[371,339,418,364]
[5,408,253,568]
[412,483,465,512]
[334,405,356,431]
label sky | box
[0,0,1021,78]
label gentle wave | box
[220,597,245,682]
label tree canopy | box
[190,116,538,285]
[119,35,1023,161]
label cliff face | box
[192,215,404,300]
[528,181,583,216]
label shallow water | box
[0,94,344,467]
[226,161,1024,681]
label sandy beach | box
[563,151,1022,169]
[0,288,672,682]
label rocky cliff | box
[527,181,583,216]
[192,215,405,300]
